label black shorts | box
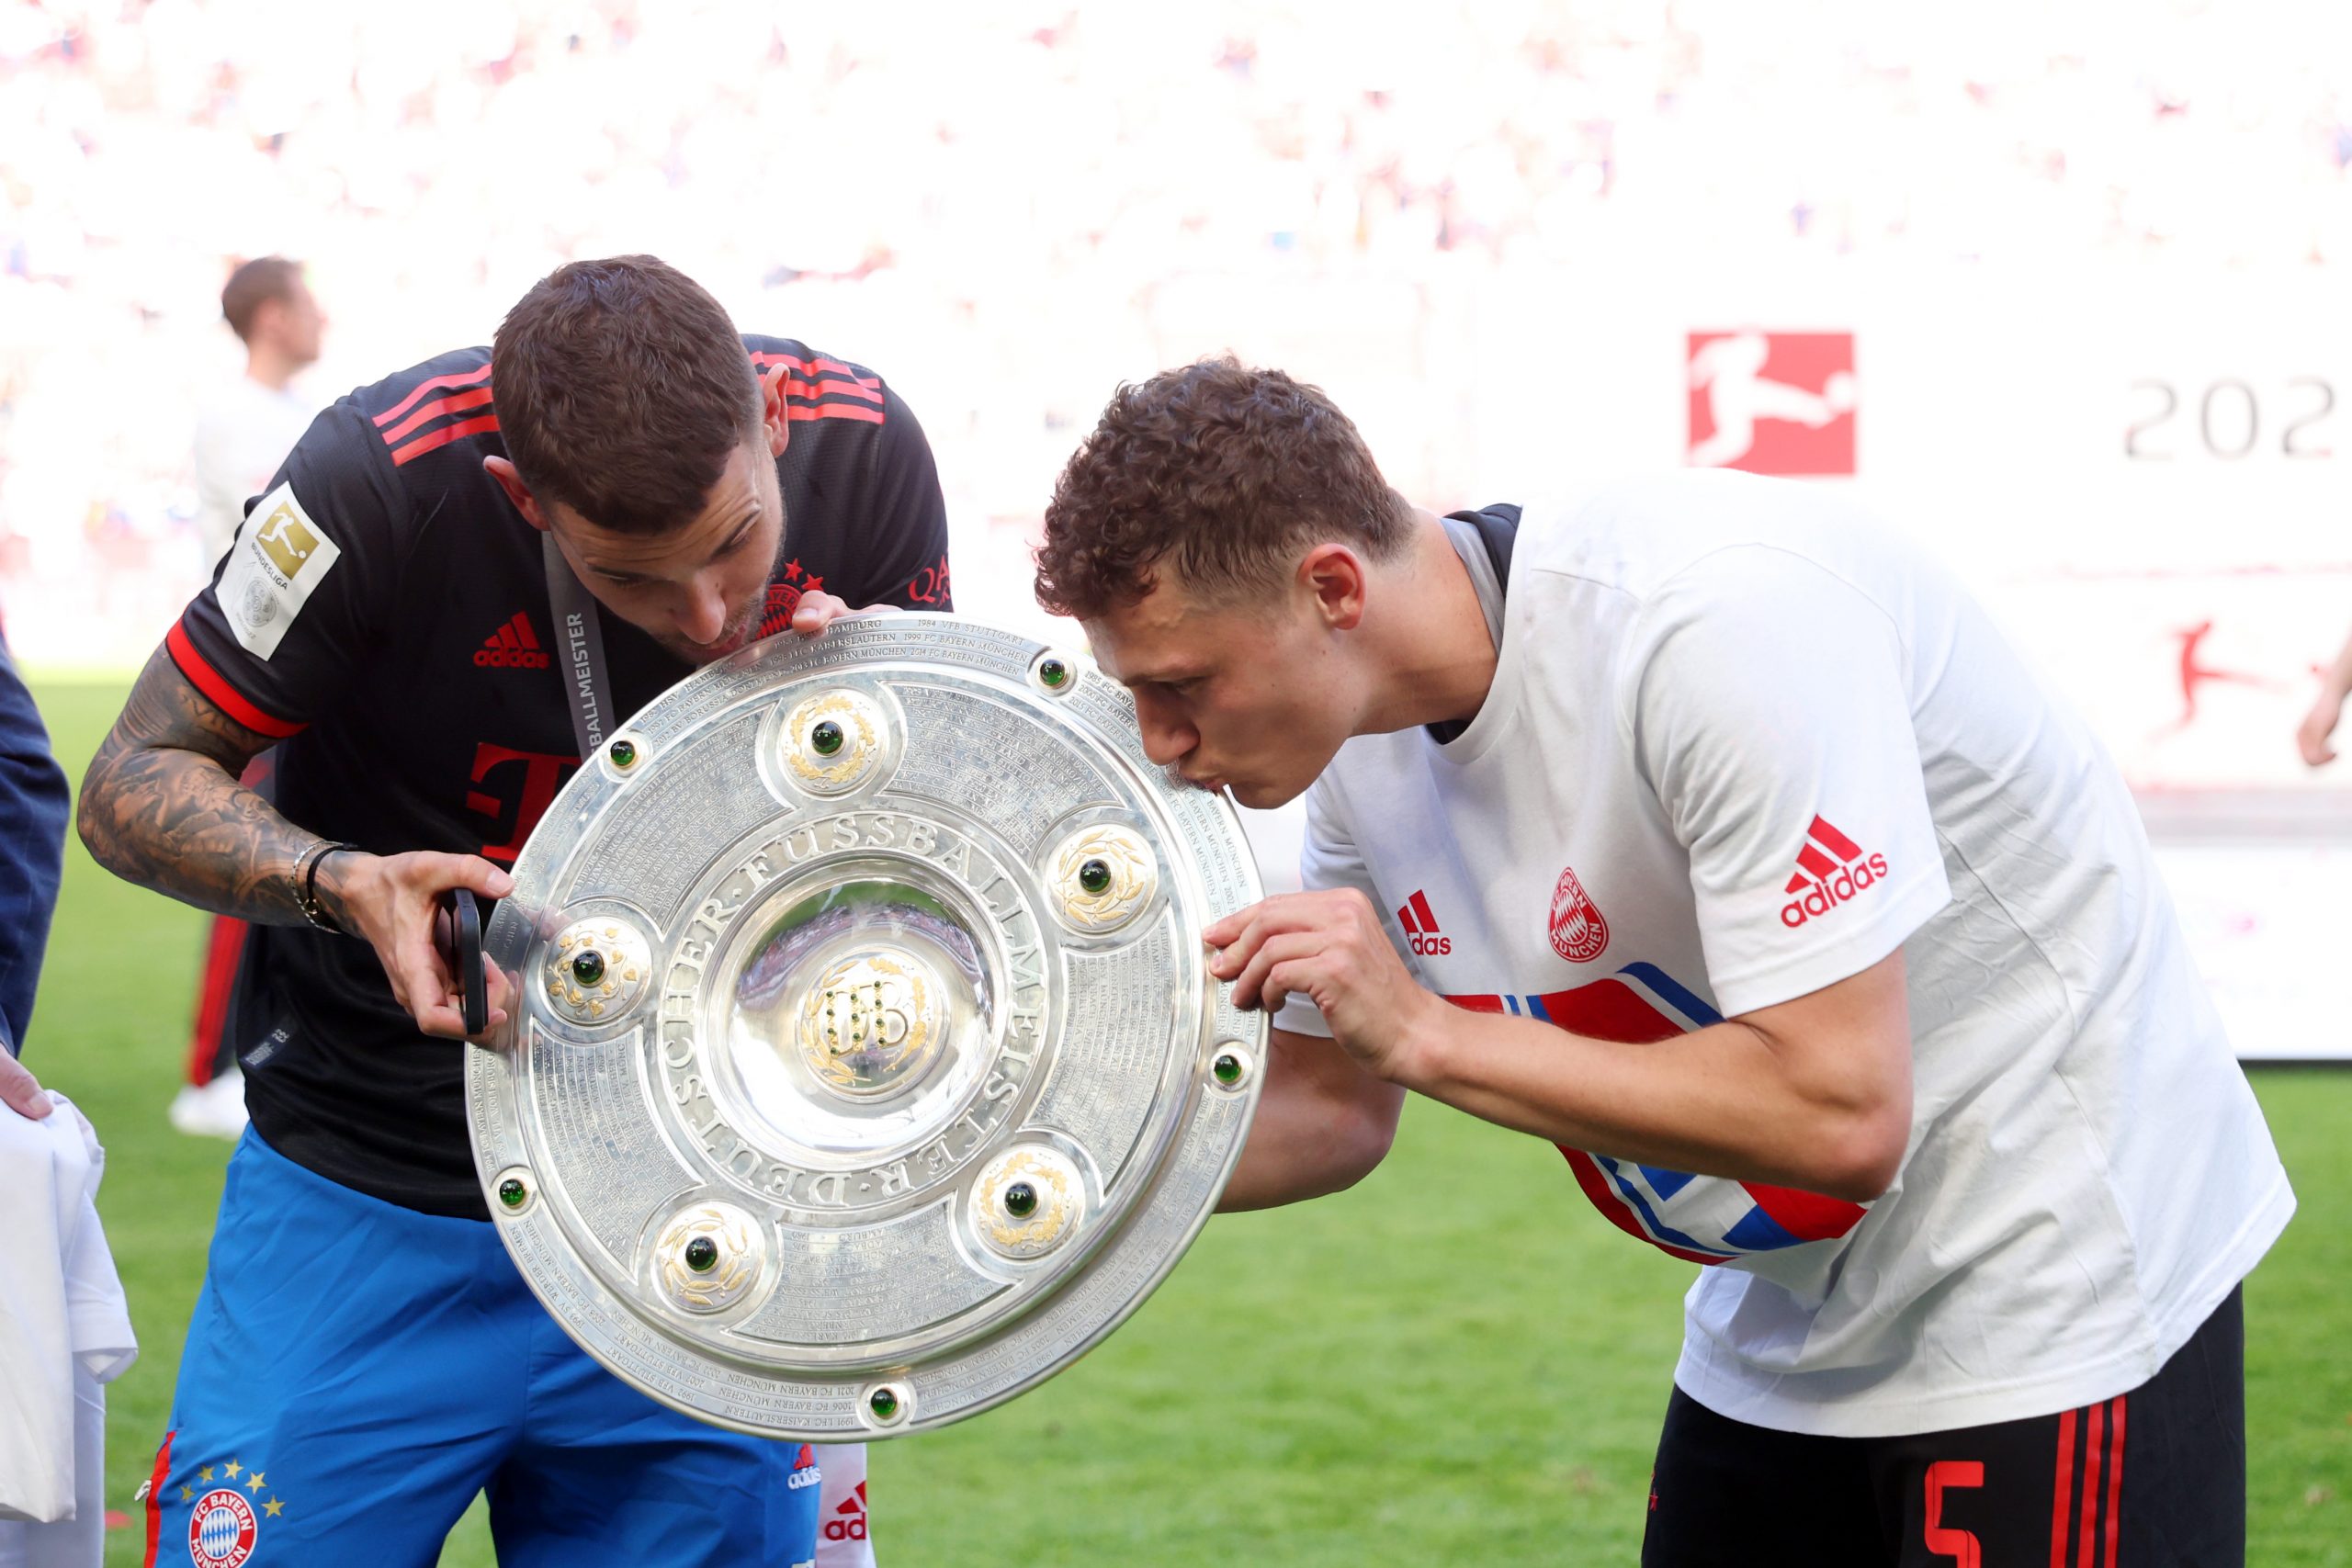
[1643,1286,2245,1568]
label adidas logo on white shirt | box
[1780,815,1890,928]
[1396,890,1452,955]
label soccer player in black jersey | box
[79,256,951,1565]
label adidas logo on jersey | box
[475,611,550,669]
[1397,890,1451,955]
[1780,815,1889,928]
[786,1442,822,1490]
[823,1481,868,1542]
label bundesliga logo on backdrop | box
[1686,331,1857,476]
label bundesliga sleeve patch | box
[214,480,342,660]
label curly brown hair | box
[492,255,763,536]
[1034,357,1411,619]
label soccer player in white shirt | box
[174,256,327,1142]
[1035,358,2291,1568]
[192,257,325,567]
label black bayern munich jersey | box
[169,337,953,1217]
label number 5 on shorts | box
[1923,1460,1984,1568]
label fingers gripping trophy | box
[467,614,1267,1441]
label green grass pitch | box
[18,681,2347,1566]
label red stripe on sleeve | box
[752,351,883,394]
[1795,843,1841,881]
[782,374,886,406]
[165,621,306,738]
[1408,891,1439,931]
[1808,815,1865,861]
[390,413,503,466]
[379,385,495,445]
[784,402,886,424]
[808,355,882,389]
[2050,1406,2077,1568]
[373,362,494,427]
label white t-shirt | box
[1277,470,2294,1438]
[192,376,317,569]
[0,1094,137,1528]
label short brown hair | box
[1035,357,1411,619]
[220,256,303,343]
[492,255,762,535]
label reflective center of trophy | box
[712,873,998,1157]
[795,951,944,1098]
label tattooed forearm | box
[77,648,330,926]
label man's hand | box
[2298,691,2342,767]
[322,851,514,1041]
[1203,888,1440,1081]
[786,592,900,638]
[1,1048,51,1120]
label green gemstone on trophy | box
[1213,1052,1243,1086]
[608,738,636,767]
[1078,858,1111,895]
[1038,658,1069,688]
[571,949,605,987]
[811,719,844,756]
[498,1178,526,1209]
[869,1387,900,1420]
[1003,1180,1038,1219]
[684,1236,718,1273]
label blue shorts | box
[142,1130,820,1568]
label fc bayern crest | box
[188,1488,258,1567]
[1548,865,1609,964]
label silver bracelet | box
[291,840,356,933]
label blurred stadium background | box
[3,2,2347,1562]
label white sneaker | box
[168,1066,249,1139]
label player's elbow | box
[1219,1079,1403,1213]
[1273,1084,1403,1204]
[74,752,123,872]
[1809,1097,1910,1203]
[1319,1083,1404,1197]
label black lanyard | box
[543,534,614,760]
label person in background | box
[193,257,326,565]
[0,622,68,1118]
[0,623,130,1568]
[2294,623,2352,768]
[172,256,327,1139]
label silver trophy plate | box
[466,615,1266,1439]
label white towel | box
[0,1091,139,1568]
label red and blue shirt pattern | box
[1447,963,1867,1266]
